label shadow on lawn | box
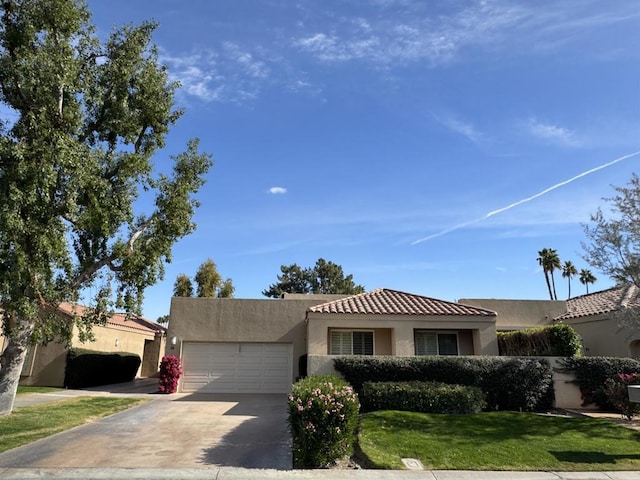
[550,450,640,464]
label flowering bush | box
[604,373,640,420]
[287,375,360,468]
[158,355,182,394]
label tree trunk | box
[544,272,553,300]
[0,320,33,416]
[550,273,558,300]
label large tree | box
[194,259,234,298]
[578,268,597,294]
[583,173,640,287]
[173,274,194,297]
[262,258,365,298]
[0,0,211,415]
[562,260,578,299]
[537,248,561,300]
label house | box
[463,285,640,358]
[0,302,166,387]
[167,288,498,394]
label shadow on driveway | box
[176,393,292,469]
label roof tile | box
[556,284,640,320]
[308,288,496,316]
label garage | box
[180,342,293,393]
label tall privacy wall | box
[306,355,586,410]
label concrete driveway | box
[0,392,291,469]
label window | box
[414,331,458,356]
[330,330,374,355]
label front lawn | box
[358,410,640,471]
[0,396,147,453]
[16,386,63,395]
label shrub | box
[498,324,582,357]
[361,381,486,414]
[64,348,141,388]
[333,355,553,412]
[558,357,640,409]
[604,373,640,420]
[158,355,182,394]
[287,375,360,468]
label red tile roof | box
[555,285,640,320]
[308,288,497,316]
[57,302,166,334]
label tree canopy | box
[262,258,365,298]
[583,173,640,288]
[173,274,194,297]
[172,259,234,298]
[0,0,211,415]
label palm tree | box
[562,261,578,299]
[579,269,597,294]
[537,248,561,300]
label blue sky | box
[86,0,640,321]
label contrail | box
[412,150,640,245]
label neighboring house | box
[167,288,498,394]
[554,285,640,358]
[463,285,640,358]
[0,302,166,387]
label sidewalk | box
[0,467,638,479]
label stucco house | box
[168,288,498,394]
[0,302,166,387]
[168,285,640,394]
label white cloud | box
[159,44,270,103]
[291,1,639,67]
[527,118,579,146]
[268,187,287,194]
[434,114,483,144]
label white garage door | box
[181,342,293,393]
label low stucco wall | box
[307,355,586,410]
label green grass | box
[358,410,640,471]
[16,386,63,395]
[0,396,147,453]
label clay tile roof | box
[57,302,166,334]
[556,284,640,320]
[308,288,497,317]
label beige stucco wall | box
[167,296,338,381]
[307,313,498,356]
[19,342,67,387]
[559,315,640,358]
[72,323,159,378]
[460,299,566,330]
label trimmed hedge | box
[333,356,553,412]
[288,375,360,468]
[64,348,141,388]
[557,356,640,409]
[498,324,582,357]
[361,381,486,414]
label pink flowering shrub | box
[604,373,640,420]
[158,355,182,394]
[287,375,360,468]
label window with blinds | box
[414,331,459,356]
[330,330,374,355]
